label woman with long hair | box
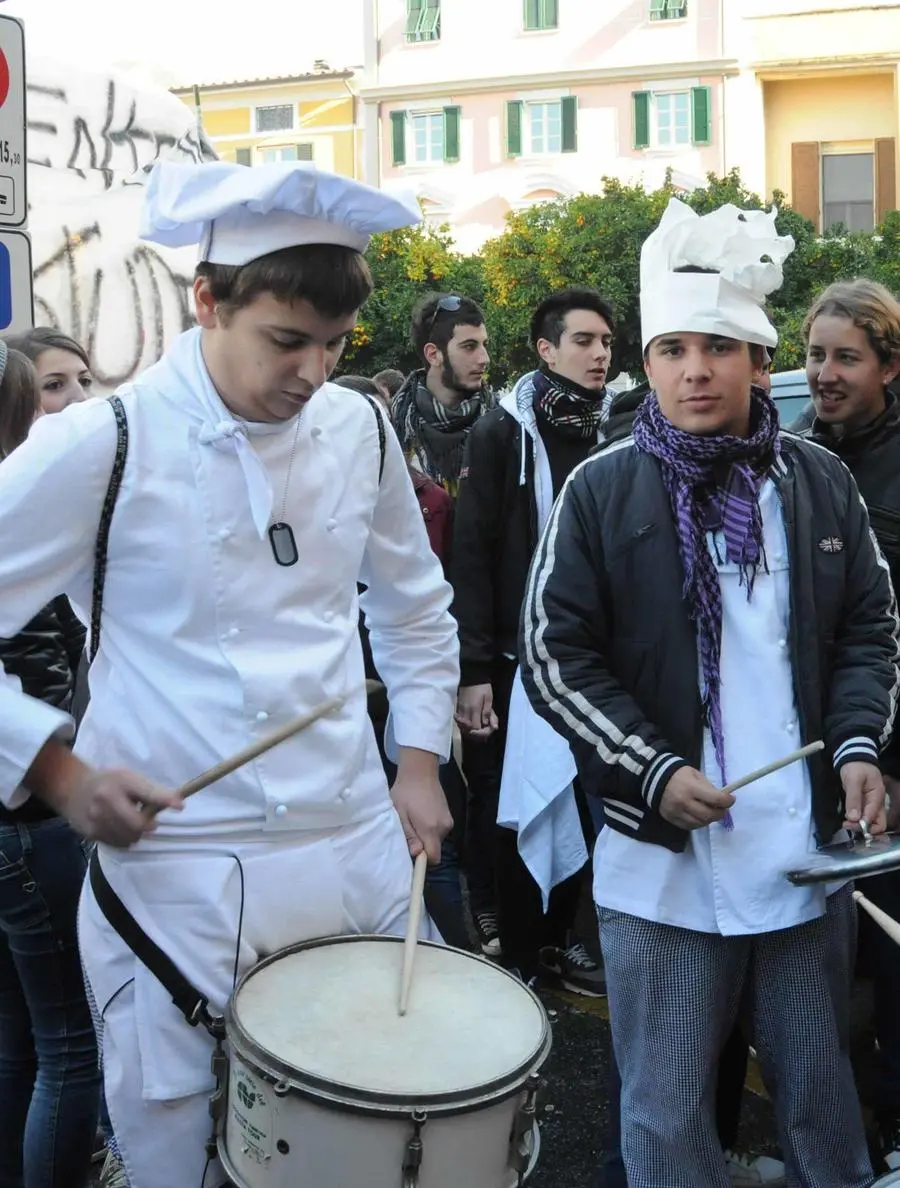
[4,328,93,415]
[0,340,100,1188]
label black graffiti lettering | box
[35,223,195,388]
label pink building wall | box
[364,0,733,248]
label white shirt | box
[593,480,834,935]
[0,330,459,841]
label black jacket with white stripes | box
[519,431,900,853]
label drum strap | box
[89,850,225,1039]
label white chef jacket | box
[0,328,459,841]
[593,479,837,935]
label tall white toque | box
[640,198,795,350]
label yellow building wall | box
[331,130,357,178]
[193,106,251,137]
[298,96,354,129]
[765,74,896,201]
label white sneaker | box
[725,1149,787,1186]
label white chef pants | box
[79,806,433,1188]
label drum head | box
[229,937,550,1107]
[785,832,900,886]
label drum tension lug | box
[509,1074,542,1182]
[206,1032,229,1157]
[401,1109,428,1188]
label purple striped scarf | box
[632,389,781,790]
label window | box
[506,97,577,156]
[655,92,690,147]
[649,0,686,19]
[524,0,558,31]
[260,144,314,164]
[405,0,441,42]
[632,87,711,149]
[529,101,562,154]
[822,153,875,232]
[390,106,460,166]
[255,105,294,134]
[412,113,445,164]
[235,148,252,167]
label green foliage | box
[345,170,894,389]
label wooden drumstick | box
[398,850,429,1017]
[721,740,825,797]
[142,684,381,817]
[853,890,900,947]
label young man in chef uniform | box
[0,162,460,1187]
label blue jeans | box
[0,817,100,1188]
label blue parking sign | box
[0,239,11,330]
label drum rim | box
[226,934,553,1112]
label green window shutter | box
[390,110,407,166]
[443,106,461,163]
[632,91,650,149]
[561,96,578,153]
[649,0,666,16]
[506,100,524,157]
[524,0,539,28]
[543,0,559,27]
[691,86,711,146]
[405,0,423,38]
[235,148,252,166]
[420,0,441,39]
[668,0,687,15]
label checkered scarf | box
[392,370,489,495]
[532,368,608,440]
[632,389,781,788]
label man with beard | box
[392,293,491,499]
[452,288,613,989]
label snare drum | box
[218,935,552,1188]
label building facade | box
[730,0,900,234]
[358,0,740,250]
[172,70,362,178]
[361,0,738,249]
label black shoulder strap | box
[362,393,387,484]
[90,396,129,664]
[89,851,222,1036]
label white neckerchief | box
[169,328,299,538]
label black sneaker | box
[473,910,502,958]
[875,1115,900,1175]
[538,943,606,997]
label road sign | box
[0,16,26,228]
[0,230,33,333]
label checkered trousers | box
[598,887,875,1188]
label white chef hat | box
[640,198,795,350]
[139,161,422,265]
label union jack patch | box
[818,536,844,553]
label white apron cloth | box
[495,381,589,909]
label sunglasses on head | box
[425,295,463,341]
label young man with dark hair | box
[392,292,491,496]
[0,161,459,1187]
[521,200,897,1187]
[452,287,613,988]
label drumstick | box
[143,688,369,817]
[721,740,825,796]
[853,890,900,947]
[398,851,428,1017]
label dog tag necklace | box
[268,416,304,567]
